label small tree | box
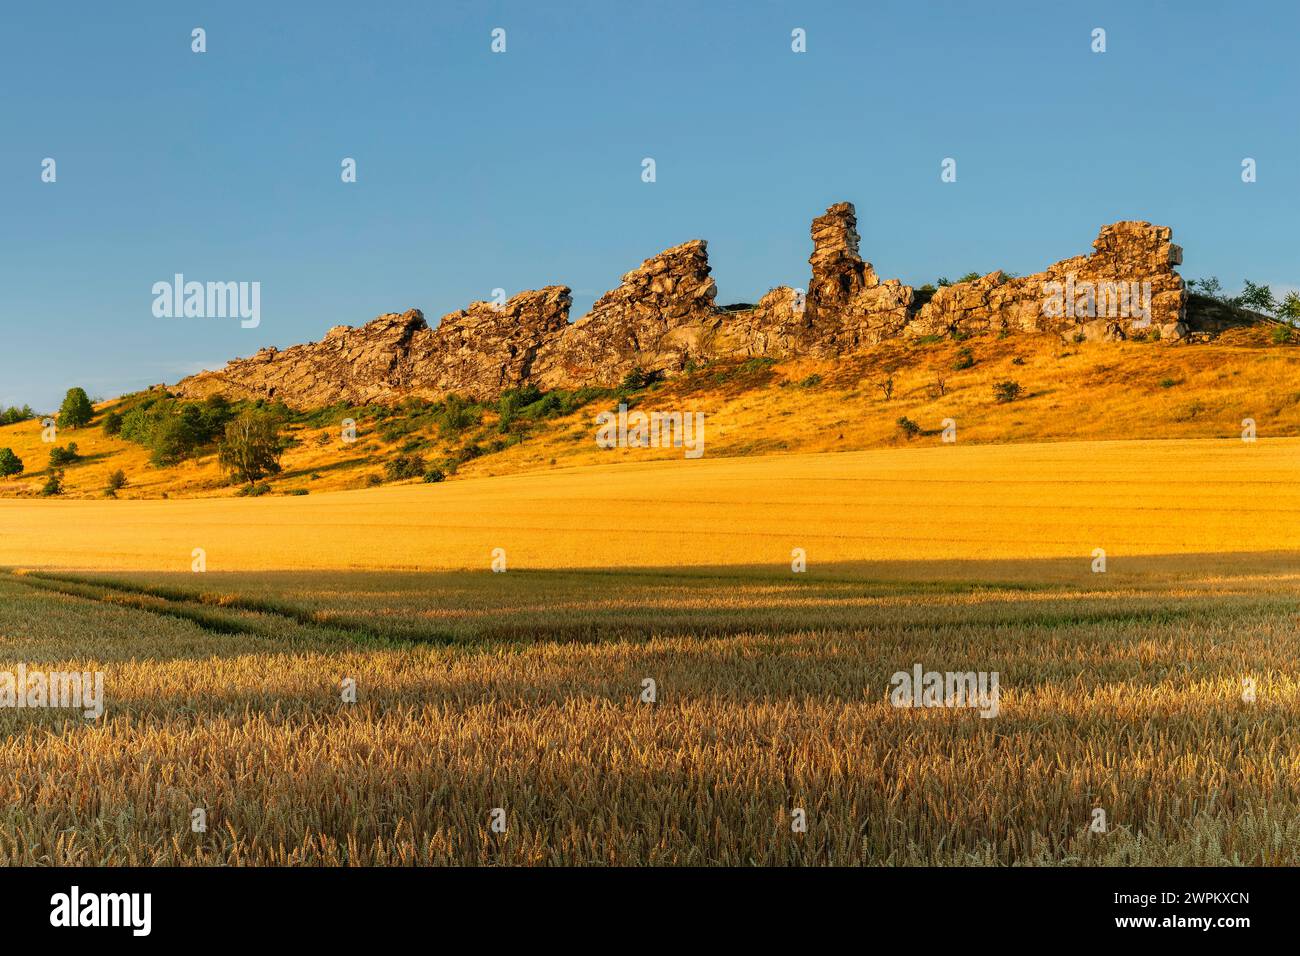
[1278,291,1300,326]
[896,417,921,439]
[107,469,128,492]
[0,448,23,477]
[41,470,64,496]
[993,380,1023,403]
[1239,280,1278,316]
[218,409,283,486]
[56,387,94,429]
[102,410,124,436]
[874,377,895,400]
[48,442,79,467]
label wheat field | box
[0,438,1297,865]
[1,437,1297,572]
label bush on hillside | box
[0,448,23,477]
[48,443,80,467]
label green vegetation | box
[218,409,284,486]
[47,443,80,467]
[56,387,94,429]
[993,380,1023,403]
[0,448,23,477]
[119,394,237,466]
[40,471,64,496]
[0,406,35,426]
[384,454,426,481]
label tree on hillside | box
[218,409,283,486]
[1239,280,1278,316]
[1278,291,1300,326]
[0,406,35,426]
[0,448,23,477]
[56,387,94,428]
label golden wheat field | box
[0,438,1298,865]
[2,437,1298,571]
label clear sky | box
[2,0,1296,410]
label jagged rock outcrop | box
[175,308,429,405]
[907,221,1186,342]
[171,201,1261,408]
[409,286,572,400]
[807,202,874,317]
[176,289,573,406]
[531,240,717,388]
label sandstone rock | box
[410,286,572,400]
[808,202,877,321]
[532,240,716,389]
[171,203,1252,410]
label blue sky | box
[2,0,1296,410]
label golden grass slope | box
[0,437,1297,572]
[1,329,1297,500]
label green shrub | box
[48,443,80,467]
[619,367,660,391]
[119,394,235,465]
[1272,325,1293,345]
[953,348,975,370]
[1158,378,1178,389]
[992,380,1023,403]
[102,410,123,436]
[0,448,23,477]
[235,482,272,497]
[437,395,482,437]
[107,469,128,491]
[422,468,446,483]
[896,417,921,439]
[282,488,309,496]
[40,471,64,496]
[384,454,426,480]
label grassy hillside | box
[1,325,1297,500]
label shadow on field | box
[5,549,1297,650]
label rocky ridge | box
[172,202,1255,407]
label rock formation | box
[531,240,716,389]
[171,202,1256,408]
